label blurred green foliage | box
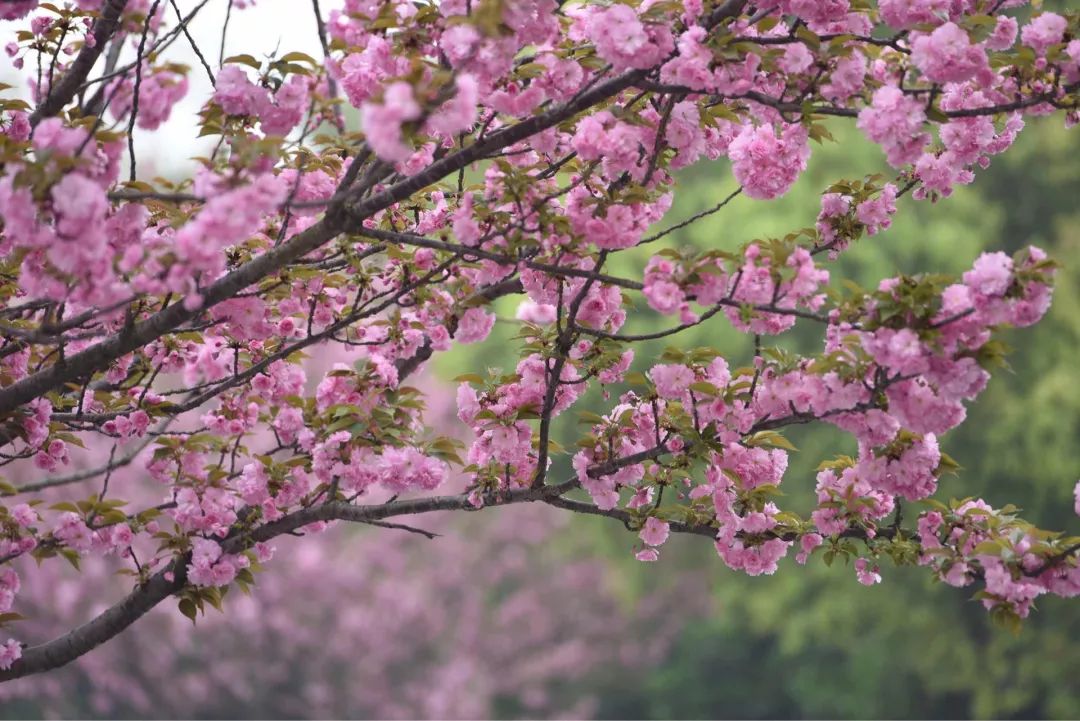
[435,119,1080,720]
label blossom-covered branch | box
[1,0,1080,679]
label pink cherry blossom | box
[858,86,930,167]
[728,123,810,200]
[360,82,421,162]
[911,23,990,85]
[855,558,882,586]
[639,517,671,547]
[0,639,20,671]
[1022,13,1068,55]
[456,307,496,344]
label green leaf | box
[178,598,199,625]
[689,381,720,397]
[794,26,821,51]
[745,431,798,452]
[277,51,319,65]
[971,541,1004,556]
[926,106,950,124]
[59,548,80,571]
[222,54,262,69]
[578,410,606,425]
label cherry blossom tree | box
[1,0,1080,683]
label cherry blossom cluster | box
[642,238,829,333]
[571,247,1063,613]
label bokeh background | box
[2,2,1080,718]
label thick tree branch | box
[0,554,189,682]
